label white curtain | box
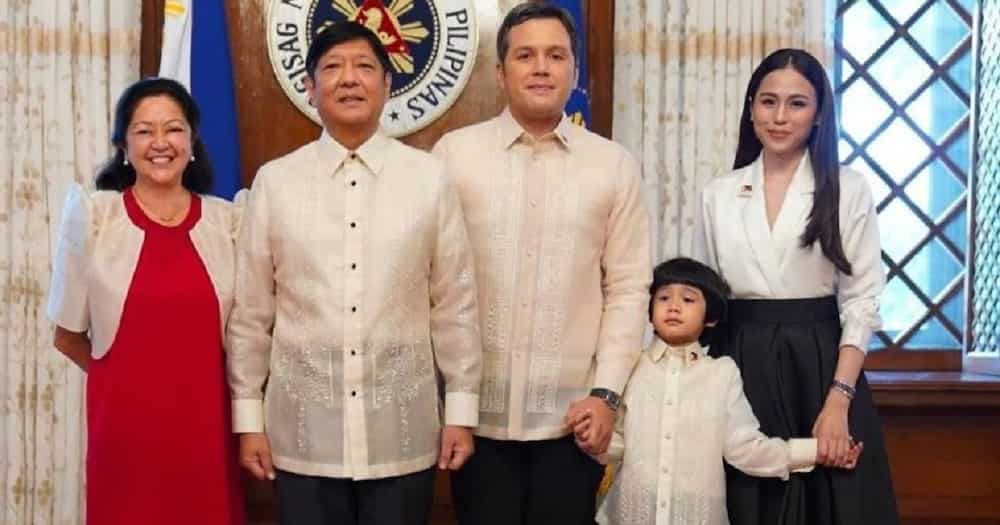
[615,0,830,261]
[0,2,140,523]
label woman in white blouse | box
[694,49,899,524]
[47,78,245,524]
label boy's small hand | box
[841,441,864,469]
[566,397,615,455]
[820,439,864,469]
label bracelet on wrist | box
[830,379,856,400]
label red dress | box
[85,190,245,524]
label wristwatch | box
[589,387,622,411]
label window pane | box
[943,207,967,258]
[869,39,932,103]
[842,1,895,64]
[835,0,975,359]
[907,316,962,348]
[868,120,930,182]
[943,287,966,336]
[881,0,924,24]
[841,60,856,84]
[840,79,893,143]
[906,160,965,221]
[882,275,927,339]
[902,238,963,300]
[946,129,971,174]
[948,50,973,97]
[910,2,969,62]
[906,80,968,143]
[878,199,928,262]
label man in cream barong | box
[433,3,651,524]
[226,22,482,525]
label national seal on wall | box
[268,0,479,137]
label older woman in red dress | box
[47,77,245,524]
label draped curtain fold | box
[0,2,140,523]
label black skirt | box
[709,297,899,525]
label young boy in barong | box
[570,258,862,525]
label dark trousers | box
[451,435,605,525]
[274,468,435,525]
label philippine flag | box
[552,0,591,129]
[158,0,243,200]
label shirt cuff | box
[444,392,479,427]
[788,438,817,473]
[838,322,872,353]
[232,399,265,433]
[593,365,630,397]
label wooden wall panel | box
[224,0,316,187]
[879,407,1000,523]
[140,0,164,76]
[584,0,613,139]
[871,373,1000,525]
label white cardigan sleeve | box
[47,184,91,332]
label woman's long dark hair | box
[733,48,852,275]
[95,77,214,193]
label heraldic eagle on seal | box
[269,0,478,136]
[319,0,431,75]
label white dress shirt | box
[692,154,884,351]
[226,131,482,480]
[433,109,651,440]
[597,339,817,525]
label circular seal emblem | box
[267,0,479,137]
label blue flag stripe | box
[190,1,242,200]
[552,0,591,128]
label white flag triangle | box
[159,0,193,90]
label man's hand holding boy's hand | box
[565,399,614,455]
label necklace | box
[132,187,189,224]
